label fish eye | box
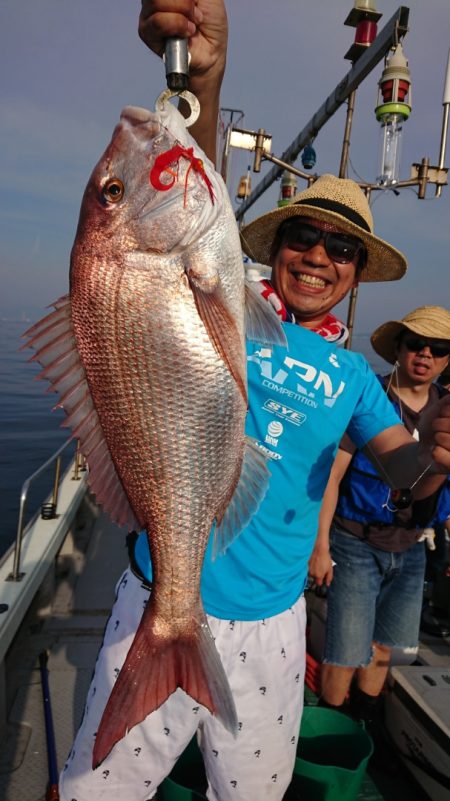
[102,178,125,203]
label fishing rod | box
[39,651,60,801]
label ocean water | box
[0,314,386,559]
[0,315,69,558]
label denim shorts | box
[323,524,426,667]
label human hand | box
[308,547,334,588]
[139,1,227,162]
[418,394,450,472]
[139,0,227,80]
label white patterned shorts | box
[59,568,306,801]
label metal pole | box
[340,88,357,340]
[345,285,360,350]
[220,123,233,183]
[51,457,61,510]
[253,129,268,172]
[11,485,28,580]
[39,651,60,801]
[339,90,357,178]
[417,157,429,199]
[235,6,409,222]
[256,152,317,182]
[219,108,245,185]
[436,103,450,197]
[345,186,372,349]
[9,438,73,581]
[73,439,82,480]
[437,48,450,196]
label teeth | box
[295,273,326,289]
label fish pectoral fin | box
[245,279,288,347]
[188,270,247,403]
[213,437,271,558]
[92,606,237,768]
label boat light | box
[344,0,381,63]
[301,145,316,170]
[277,170,298,207]
[375,43,412,186]
[228,128,272,155]
[236,166,252,201]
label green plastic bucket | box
[160,737,207,801]
[160,707,373,801]
[292,706,374,801]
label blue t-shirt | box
[135,323,400,620]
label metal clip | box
[155,88,200,128]
[155,37,200,128]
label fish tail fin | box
[92,610,237,768]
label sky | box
[1,0,449,336]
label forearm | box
[317,448,352,538]
[309,467,341,586]
[413,471,446,500]
[315,485,338,552]
[366,424,447,501]
[378,440,446,499]
[138,1,228,164]
[182,64,225,163]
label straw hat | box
[371,306,450,364]
[240,173,407,282]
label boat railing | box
[9,438,86,582]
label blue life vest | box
[433,477,450,525]
[336,444,405,527]
[336,378,450,528]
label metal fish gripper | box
[155,38,200,128]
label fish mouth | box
[120,106,157,125]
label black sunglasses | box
[402,336,450,358]
[279,220,366,265]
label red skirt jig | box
[149,144,215,206]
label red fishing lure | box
[150,144,215,206]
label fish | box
[23,101,286,768]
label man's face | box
[396,333,450,386]
[270,217,363,328]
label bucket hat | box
[371,306,450,364]
[240,174,407,282]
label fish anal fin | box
[93,607,237,768]
[188,271,247,404]
[245,279,288,347]
[213,437,271,558]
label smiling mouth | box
[291,271,328,289]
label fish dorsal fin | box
[213,437,270,559]
[245,279,288,347]
[188,269,247,404]
[22,295,138,530]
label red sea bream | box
[23,102,285,767]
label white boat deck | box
[0,489,448,801]
[0,492,128,801]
